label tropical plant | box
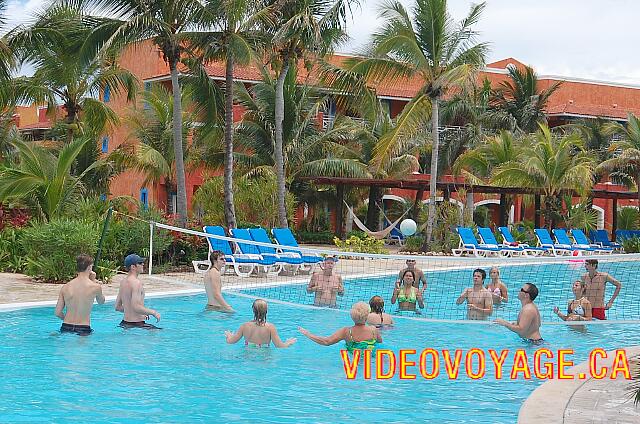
[492,125,595,228]
[267,0,354,228]
[350,0,489,242]
[333,234,387,254]
[491,65,561,133]
[0,0,18,105]
[12,3,136,143]
[0,137,103,220]
[598,113,640,227]
[617,207,639,230]
[88,0,215,225]
[563,200,598,232]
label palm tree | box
[190,0,271,228]
[0,137,102,220]
[452,130,521,225]
[598,113,640,226]
[268,0,354,228]
[491,65,561,133]
[0,0,18,104]
[112,84,197,212]
[87,0,213,226]
[350,0,489,243]
[12,3,136,143]
[492,124,595,228]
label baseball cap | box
[124,253,146,268]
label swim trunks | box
[524,338,544,345]
[592,307,606,320]
[60,323,93,336]
[119,320,161,330]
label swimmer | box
[54,254,105,336]
[298,302,382,352]
[306,256,344,307]
[456,268,493,319]
[224,299,296,348]
[115,254,161,329]
[367,296,395,327]
[486,266,508,304]
[580,259,622,320]
[554,280,592,321]
[391,270,425,312]
[495,283,543,343]
[204,250,234,312]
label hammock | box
[344,202,411,240]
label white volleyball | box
[399,219,417,236]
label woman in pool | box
[298,302,382,352]
[486,267,508,304]
[367,296,394,327]
[553,280,593,321]
[391,270,425,312]
[225,299,296,348]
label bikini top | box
[568,302,585,316]
[345,327,377,353]
[487,285,502,296]
[397,287,417,303]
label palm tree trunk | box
[412,188,424,221]
[425,97,440,245]
[169,61,188,226]
[223,55,237,229]
[365,186,382,231]
[274,60,289,228]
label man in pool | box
[495,283,543,344]
[306,256,344,307]
[456,268,493,319]
[204,250,234,312]
[115,254,161,329]
[580,259,622,320]
[397,259,427,291]
[54,254,105,336]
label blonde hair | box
[490,266,500,276]
[350,302,371,324]
[575,280,588,296]
[252,299,268,326]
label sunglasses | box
[520,288,529,294]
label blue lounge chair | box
[191,226,262,277]
[534,228,574,256]
[589,229,623,252]
[571,229,613,254]
[497,226,548,256]
[451,227,501,257]
[271,228,324,266]
[477,227,526,256]
[552,229,597,255]
[229,229,285,275]
[247,228,305,274]
[385,219,406,245]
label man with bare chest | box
[456,268,493,320]
[580,259,622,320]
[307,256,344,307]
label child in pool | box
[225,299,296,348]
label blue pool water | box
[1,286,639,422]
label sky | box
[6,0,640,84]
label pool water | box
[1,291,638,422]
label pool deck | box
[518,346,640,423]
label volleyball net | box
[141,221,639,325]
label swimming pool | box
[1,286,638,422]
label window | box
[140,188,149,210]
[103,84,111,102]
[101,136,109,153]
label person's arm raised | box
[496,308,534,338]
[298,327,346,346]
[605,274,622,309]
[225,324,245,344]
[456,288,470,305]
[270,324,296,348]
[95,285,105,305]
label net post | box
[95,207,113,268]
[148,221,154,276]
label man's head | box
[322,256,336,271]
[211,250,225,268]
[473,268,486,285]
[519,283,539,302]
[124,253,146,271]
[585,259,598,272]
[406,259,416,268]
[76,254,94,273]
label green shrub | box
[0,227,27,272]
[333,235,387,254]
[296,231,335,244]
[402,235,424,253]
[621,237,640,253]
[21,219,99,283]
[346,230,367,239]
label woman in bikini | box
[486,267,508,304]
[553,280,592,321]
[225,299,296,348]
[298,302,382,352]
[366,296,395,327]
[391,270,425,312]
